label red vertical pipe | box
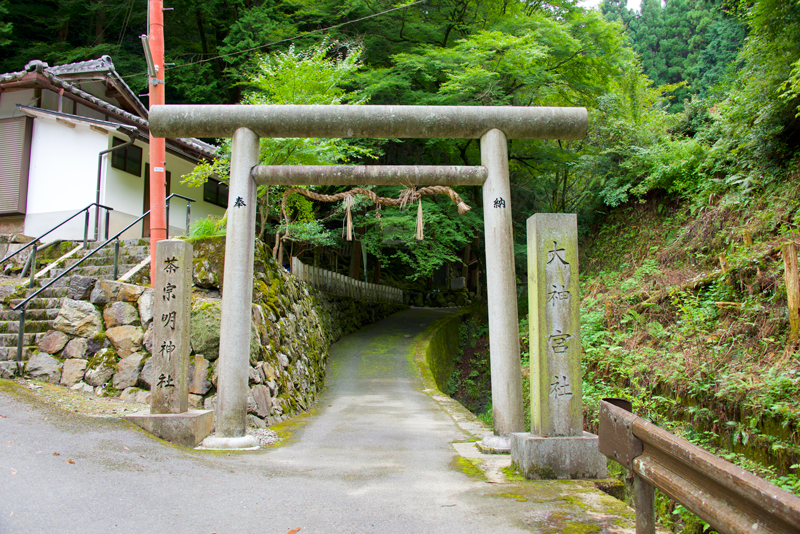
[148,0,167,284]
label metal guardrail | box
[290,257,403,304]
[598,398,800,534]
[9,195,194,362]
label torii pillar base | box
[125,409,214,448]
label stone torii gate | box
[150,105,587,449]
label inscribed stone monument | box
[152,239,191,414]
[510,213,606,479]
[125,239,214,447]
[530,213,582,437]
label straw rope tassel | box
[416,199,424,241]
[344,194,354,241]
[281,185,470,214]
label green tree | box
[0,0,13,48]
[182,41,373,254]
[695,0,800,192]
[357,5,637,277]
[610,0,740,111]
[690,13,746,96]
[601,0,635,28]
[0,0,148,87]
[359,191,482,281]
[164,0,299,105]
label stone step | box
[34,243,147,265]
[85,239,149,251]
[33,276,70,288]
[63,253,148,267]
[0,319,54,334]
[24,286,69,299]
[0,332,43,348]
[0,346,36,362]
[9,297,62,310]
[47,264,141,279]
[0,308,58,322]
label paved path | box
[0,308,635,533]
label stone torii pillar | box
[150,104,588,449]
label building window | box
[0,116,33,215]
[110,136,142,177]
[203,178,229,208]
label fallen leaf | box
[288,528,301,534]
[0,414,7,418]
[229,470,235,473]
[67,459,75,464]
[52,452,60,456]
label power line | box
[116,0,138,52]
[123,0,424,80]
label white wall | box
[105,138,226,240]
[103,135,148,239]
[163,153,226,235]
[1,89,225,241]
[24,119,107,241]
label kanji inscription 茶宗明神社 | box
[151,239,192,415]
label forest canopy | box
[1,0,798,284]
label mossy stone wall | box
[188,236,407,427]
[13,236,406,429]
[422,313,461,393]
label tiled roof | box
[47,55,116,76]
[0,66,28,83]
[47,55,148,118]
[0,59,216,160]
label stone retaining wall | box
[419,311,462,393]
[13,236,406,429]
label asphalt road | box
[0,307,634,534]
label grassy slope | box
[449,181,800,532]
[578,184,800,496]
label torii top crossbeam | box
[149,104,587,140]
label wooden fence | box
[291,257,403,304]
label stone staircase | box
[0,240,150,362]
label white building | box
[0,56,227,241]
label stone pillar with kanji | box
[151,239,191,414]
[510,213,606,479]
[124,239,213,447]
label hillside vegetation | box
[581,186,800,468]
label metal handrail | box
[11,194,194,361]
[165,194,196,239]
[598,398,800,534]
[0,202,113,267]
